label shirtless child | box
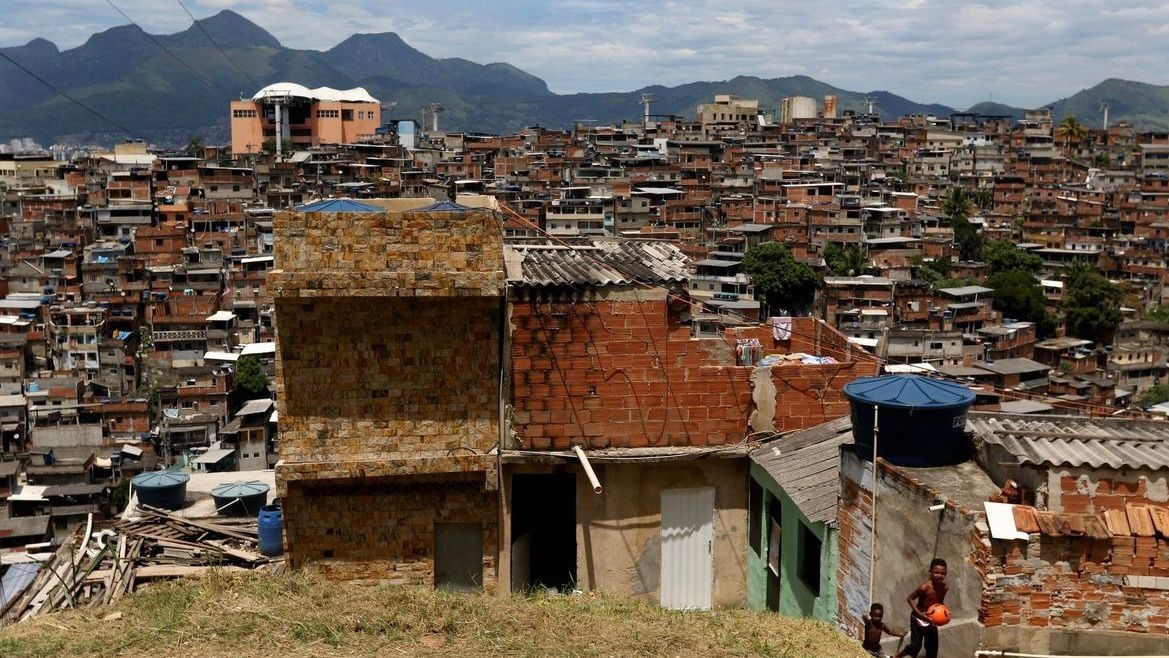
[894,558,948,658]
[861,603,905,657]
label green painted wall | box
[747,461,838,623]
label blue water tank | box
[844,375,976,467]
[131,470,190,510]
[258,505,284,557]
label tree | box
[1063,262,1123,341]
[941,187,984,261]
[941,187,975,221]
[742,242,818,316]
[1055,116,1087,148]
[982,240,1042,274]
[1140,382,1169,408]
[262,137,293,155]
[233,355,270,400]
[185,135,204,158]
[823,243,870,277]
[986,269,1057,337]
[953,215,984,262]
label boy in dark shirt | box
[894,558,948,658]
[861,602,905,657]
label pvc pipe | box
[868,404,879,605]
[573,445,603,495]
[975,652,1169,658]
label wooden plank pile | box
[1,505,276,624]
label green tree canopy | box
[1055,116,1088,146]
[233,355,270,399]
[1063,262,1123,341]
[986,269,1056,337]
[941,187,985,261]
[742,242,818,316]
[982,240,1043,274]
[823,243,871,277]
[185,135,204,158]
[1140,382,1169,408]
[953,216,984,262]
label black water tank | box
[844,375,976,467]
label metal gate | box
[660,487,715,610]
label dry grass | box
[0,571,867,657]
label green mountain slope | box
[13,11,1169,145]
[1050,78,1169,131]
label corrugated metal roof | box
[751,417,852,524]
[969,412,1169,469]
[237,398,274,416]
[505,240,690,288]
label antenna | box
[640,93,654,128]
[1100,103,1110,131]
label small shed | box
[747,416,853,622]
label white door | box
[660,487,715,610]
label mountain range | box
[2,10,1168,146]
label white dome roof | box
[251,83,378,104]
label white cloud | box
[3,0,1169,109]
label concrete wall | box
[838,449,986,657]
[29,424,102,448]
[747,461,838,622]
[982,624,1169,655]
[500,457,748,607]
[1045,466,1169,512]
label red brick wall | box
[508,296,879,450]
[978,531,1169,635]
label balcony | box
[152,329,206,342]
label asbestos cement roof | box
[751,416,853,524]
[505,240,690,287]
[968,412,1169,470]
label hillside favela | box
[4,3,1169,657]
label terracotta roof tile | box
[1035,511,1066,536]
[1150,506,1169,537]
[1127,504,1156,537]
[1013,506,1040,533]
[1103,508,1132,537]
[1082,514,1110,539]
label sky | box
[3,0,1169,109]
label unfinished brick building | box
[837,412,1169,656]
[500,242,879,608]
[270,204,506,587]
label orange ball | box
[926,603,952,626]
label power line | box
[101,0,233,94]
[0,51,134,136]
[173,0,259,88]
[494,202,1148,419]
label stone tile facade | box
[272,208,504,585]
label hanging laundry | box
[735,338,763,366]
[770,316,792,341]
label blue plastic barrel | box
[257,505,284,557]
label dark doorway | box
[511,473,577,592]
[435,522,483,591]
